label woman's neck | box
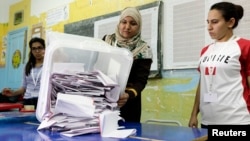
[216,32,234,42]
[35,59,43,67]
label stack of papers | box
[37,69,135,138]
[50,70,120,104]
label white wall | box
[0,0,21,22]
[31,0,72,16]
[0,0,73,22]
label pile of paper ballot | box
[37,69,136,138]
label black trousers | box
[0,93,19,103]
[201,124,208,129]
[23,97,38,109]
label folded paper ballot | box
[54,93,95,117]
[99,110,136,138]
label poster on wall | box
[14,11,23,25]
[0,36,7,67]
[0,49,6,67]
[46,4,69,27]
[31,23,43,38]
[12,50,22,69]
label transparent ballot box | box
[36,31,133,122]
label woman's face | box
[118,16,140,39]
[207,9,234,42]
[31,42,45,60]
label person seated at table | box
[1,37,45,109]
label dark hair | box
[25,37,45,76]
[210,2,244,29]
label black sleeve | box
[126,58,152,98]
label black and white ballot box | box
[36,32,133,136]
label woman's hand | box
[2,88,13,97]
[117,93,129,108]
[188,115,198,128]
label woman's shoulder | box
[137,39,150,49]
[134,40,153,59]
[235,37,250,49]
[200,44,212,55]
[236,37,250,43]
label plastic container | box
[36,31,133,122]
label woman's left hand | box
[117,93,129,108]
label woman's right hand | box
[188,115,198,128]
[2,88,13,97]
[117,93,129,108]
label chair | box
[145,119,182,126]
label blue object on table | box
[0,111,36,124]
[0,112,207,141]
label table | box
[0,111,207,141]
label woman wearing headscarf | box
[103,7,153,122]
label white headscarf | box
[115,7,142,41]
[104,7,152,59]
